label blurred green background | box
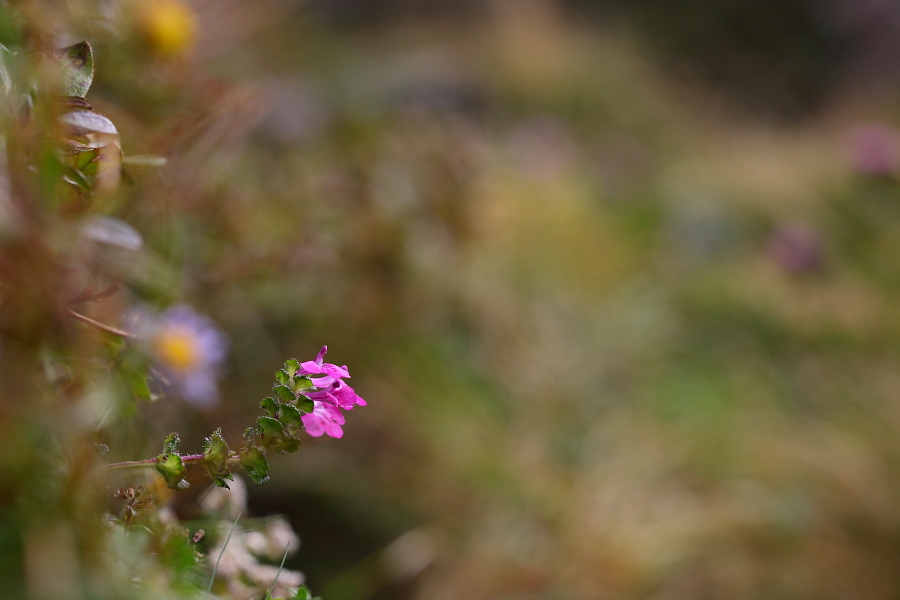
[21,0,900,597]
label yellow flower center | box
[154,327,200,372]
[137,0,197,58]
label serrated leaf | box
[284,358,300,377]
[156,452,187,490]
[277,436,302,453]
[258,416,284,448]
[279,404,304,433]
[44,41,93,97]
[293,376,313,391]
[297,397,314,414]
[162,432,180,454]
[260,396,279,417]
[202,428,232,488]
[240,446,269,485]
[272,384,295,402]
[274,370,291,386]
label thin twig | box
[67,283,120,306]
[265,541,291,600]
[67,309,134,339]
[207,512,242,596]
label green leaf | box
[276,436,301,453]
[258,416,285,448]
[44,41,93,97]
[293,376,313,391]
[260,396,279,418]
[291,585,320,600]
[272,384,295,402]
[279,404,304,433]
[240,446,269,485]
[202,429,232,489]
[275,370,291,386]
[124,369,151,401]
[156,452,187,490]
[296,397,314,414]
[283,358,300,377]
[162,432,180,454]
[259,416,301,453]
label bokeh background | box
[20,0,900,597]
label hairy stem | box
[105,453,242,470]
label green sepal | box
[279,404,304,433]
[43,41,93,97]
[297,396,314,414]
[275,370,291,386]
[283,358,300,377]
[272,384,295,402]
[260,397,279,418]
[293,376,313,391]
[162,432,180,454]
[202,428,232,489]
[156,452,188,490]
[240,446,269,485]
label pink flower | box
[298,346,366,438]
[309,380,367,411]
[301,401,346,438]
[298,345,350,379]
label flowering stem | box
[67,309,135,339]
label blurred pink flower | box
[848,124,900,176]
[766,223,823,274]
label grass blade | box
[206,511,242,596]
[264,541,291,600]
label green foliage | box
[261,396,280,417]
[156,452,188,491]
[283,358,300,377]
[240,446,270,486]
[273,384,295,402]
[290,585,321,600]
[202,429,233,489]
